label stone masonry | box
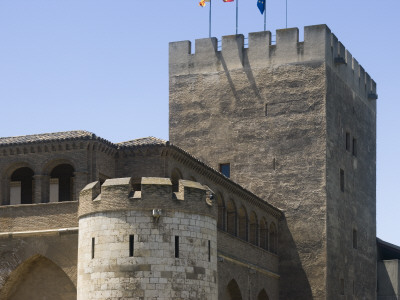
[169,24,377,299]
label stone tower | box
[169,25,377,299]
[77,177,218,300]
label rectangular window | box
[129,235,134,257]
[346,132,350,151]
[208,240,211,262]
[265,104,268,116]
[352,138,357,157]
[175,236,179,258]
[353,229,357,249]
[91,237,95,259]
[219,163,230,178]
[340,169,345,192]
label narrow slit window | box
[352,138,357,157]
[265,104,268,116]
[175,236,179,258]
[208,240,211,262]
[346,132,350,151]
[129,235,134,257]
[353,229,357,249]
[340,169,345,192]
[91,237,95,259]
[340,278,345,295]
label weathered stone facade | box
[0,23,386,300]
[0,133,281,299]
[169,25,377,299]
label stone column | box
[33,175,48,203]
[73,171,88,201]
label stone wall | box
[77,177,218,300]
[169,24,377,299]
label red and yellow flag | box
[223,0,234,2]
[199,0,210,7]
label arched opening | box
[249,211,258,245]
[217,193,225,230]
[10,167,34,204]
[257,289,270,300]
[0,255,76,300]
[226,199,237,236]
[50,164,74,202]
[269,222,277,254]
[259,218,268,250]
[238,206,248,241]
[170,168,182,192]
[227,279,242,300]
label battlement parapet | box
[78,177,216,218]
[169,24,377,99]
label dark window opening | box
[50,164,74,202]
[91,237,95,259]
[273,158,276,170]
[226,199,237,236]
[238,206,248,241]
[265,104,268,116]
[217,194,225,230]
[208,240,211,262]
[11,167,34,204]
[175,236,179,258]
[129,235,134,257]
[171,169,182,192]
[352,138,357,157]
[259,219,268,250]
[269,222,277,254]
[353,229,357,249]
[340,278,345,295]
[340,169,345,192]
[220,163,230,178]
[346,132,351,151]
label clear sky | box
[0,1,399,245]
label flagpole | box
[236,0,238,35]
[263,1,266,31]
[286,0,288,28]
[209,0,212,37]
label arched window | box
[10,167,34,205]
[170,168,182,192]
[226,199,237,236]
[238,206,248,241]
[269,222,277,254]
[217,193,225,230]
[50,164,74,202]
[259,218,268,250]
[257,289,270,300]
[227,279,242,300]
[249,211,258,245]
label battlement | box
[169,24,377,100]
[78,177,217,218]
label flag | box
[223,0,234,2]
[257,0,265,14]
[199,0,210,7]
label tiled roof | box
[0,131,167,149]
[0,130,98,146]
[117,137,167,148]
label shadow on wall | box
[0,254,76,300]
[279,218,313,299]
[377,261,397,299]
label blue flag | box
[257,0,265,14]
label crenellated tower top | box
[169,24,377,102]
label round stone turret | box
[77,177,218,300]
